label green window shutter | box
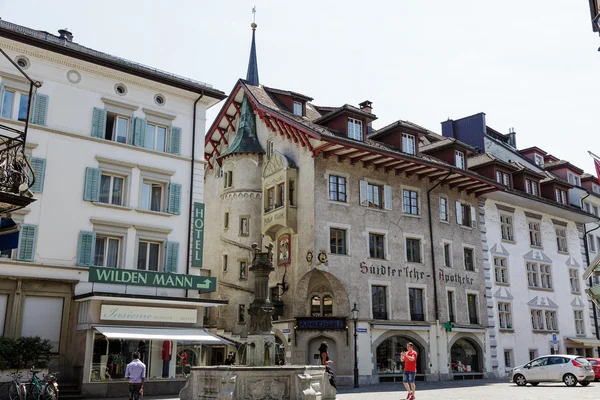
[83,167,101,202]
[91,108,107,138]
[77,231,96,266]
[168,126,182,155]
[29,157,46,193]
[17,224,37,262]
[165,241,179,273]
[31,94,49,126]
[167,183,182,215]
[132,117,147,147]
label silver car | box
[511,355,595,387]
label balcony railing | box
[372,311,388,320]
[411,313,425,322]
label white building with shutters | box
[0,20,230,396]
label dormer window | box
[496,171,510,186]
[348,118,363,141]
[593,184,600,194]
[525,179,539,196]
[555,189,567,205]
[567,172,581,187]
[293,101,303,116]
[402,133,416,155]
[533,154,544,166]
[455,151,465,169]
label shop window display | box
[90,332,191,382]
[450,338,481,373]
[376,336,423,375]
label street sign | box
[282,329,291,334]
[552,333,557,344]
[89,266,216,292]
[192,202,205,267]
[553,343,559,352]
[356,328,367,333]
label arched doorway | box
[450,338,482,373]
[376,336,425,381]
[307,336,337,366]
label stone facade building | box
[443,113,599,377]
[202,25,506,384]
[0,19,229,396]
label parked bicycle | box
[6,372,26,400]
[25,367,58,400]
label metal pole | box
[353,318,359,388]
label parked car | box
[586,358,600,381]
[511,355,594,387]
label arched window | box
[309,293,334,316]
[451,338,481,373]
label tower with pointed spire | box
[246,9,259,86]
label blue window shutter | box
[77,231,96,266]
[169,126,182,155]
[165,241,179,273]
[17,224,37,262]
[167,183,182,215]
[91,108,107,138]
[29,157,46,193]
[133,117,147,147]
[31,94,49,126]
[83,167,101,202]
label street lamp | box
[351,302,359,388]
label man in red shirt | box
[401,342,418,400]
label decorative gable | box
[571,296,586,308]
[527,296,558,309]
[566,257,580,268]
[494,287,514,300]
[490,243,509,255]
[523,250,552,263]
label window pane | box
[17,94,29,121]
[144,124,155,150]
[137,242,148,270]
[311,295,321,316]
[106,239,119,268]
[1,90,14,118]
[151,185,162,211]
[148,243,160,271]
[116,117,128,144]
[156,126,167,152]
[94,237,106,266]
[323,295,333,316]
[112,177,124,206]
[99,175,111,203]
[141,183,151,210]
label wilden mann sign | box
[88,267,216,292]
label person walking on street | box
[401,343,418,400]
[125,351,146,400]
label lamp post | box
[351,302,359,388]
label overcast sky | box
[2,0,599,175]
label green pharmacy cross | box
[444,321,453,332]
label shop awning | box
[566,337,600,347]
[95,326,232,344]
[0,218,19,251]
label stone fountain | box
[179,244,336,400]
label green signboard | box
[192,202,205,267]
[88,267,216,292]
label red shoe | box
[405,393,411,399]
[410,394,415,400]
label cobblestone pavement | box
[336,379,600,400]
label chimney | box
[58,28,73,42]
[507,127,517,148]
[359,100,373,134]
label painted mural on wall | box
[278,234,291,266]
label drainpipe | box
[581,193,600,355]
[427,170,453,321]
[427,170,452,380]
[186,91,204,298]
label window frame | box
[367,182,383,209]
[494,256,509,285]
[540,264,553,289]
[533,154,544,166]
[329,227,347,255]
[408,287,425,321]
[498,302,513,329]
[528,220,542,247]
[310,292,335,317]
[347,117,363,141]
[98,172,126,206]
[328,175,347,203]
[455,150,465,169]
[144,122,169,152]
[267,139,274,159]
[440,197,448,222]
[239,260,247,280]
[527,262,540,288]
[403,189,419,215]
[405,237,422,263]
[569,268,581,293]
[224,211,230,229]
[224,170,233,189]
[105,112,130,144]
[463,246,475,272]
[589,234,597,253]
[239,216,250,236]
[136,239,163,272]
[222,254,228,273]
[555,227,568,253]
[504,349,513,368]
[94,235,122,268]
[467,292,478,324]
[238,304,246,323]
[368,232,386,260]
[402,133,416,155]
[525,179,539,196]
[447,290,456,323]
[141,180,166,213]
[500,213,514,242]
[567,172,581,187]
[293,101,303,116]
[574,309,585,335]
[371,285,388,320]
[443,241,452,268]
[1,89,30,122]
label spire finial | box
[246,6,260,86]
[251,6,257,30]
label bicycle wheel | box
[28,384,40,400]
[8,383,19,400]
[43,384,57,400]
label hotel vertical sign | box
[192,202,205,267]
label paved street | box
[336,380,600,400]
